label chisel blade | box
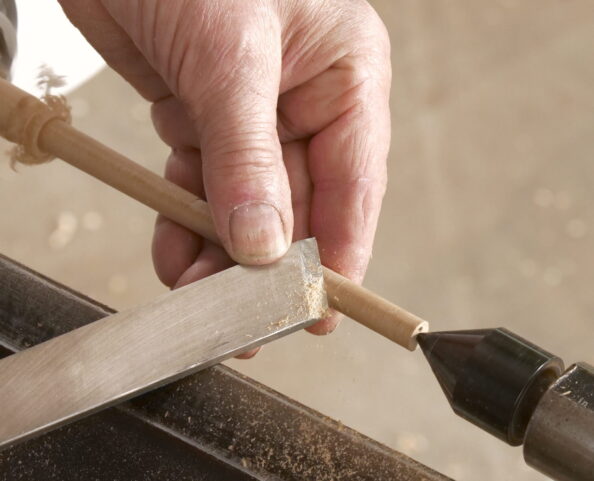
[0,238,327,450]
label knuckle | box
[343,4,392,79]
[205,129,281,181]
[352,0,389,37]
[176,8,280,109]
[212,150,278,176]
[207,125,279,159]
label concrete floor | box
[1,1,593,480]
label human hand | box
[59,0,391,344]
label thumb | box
[190,36,292,265]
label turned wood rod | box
[0,78,428,350]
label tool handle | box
[0,77,428,350]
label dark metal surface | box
[418,328,564,446]
[524,363,594,481]
[0,254,450,481]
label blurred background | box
[1,1,593,480]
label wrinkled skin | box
[58,0,392,355]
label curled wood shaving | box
[10,65,71,168]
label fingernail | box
[229,202,288,263]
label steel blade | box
[0,238,326,449]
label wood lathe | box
[0,10,593,479]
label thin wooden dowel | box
[322,267,428,350]
[0,78,428,350]
[46,122,220,244]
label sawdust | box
[293,242,329,322]
[267,316,290,331]
[152,368,444,481]
[299,276,329,321]
[264,241,329,334]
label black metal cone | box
[417,329,491,404]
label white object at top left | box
[11,0,105,95]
